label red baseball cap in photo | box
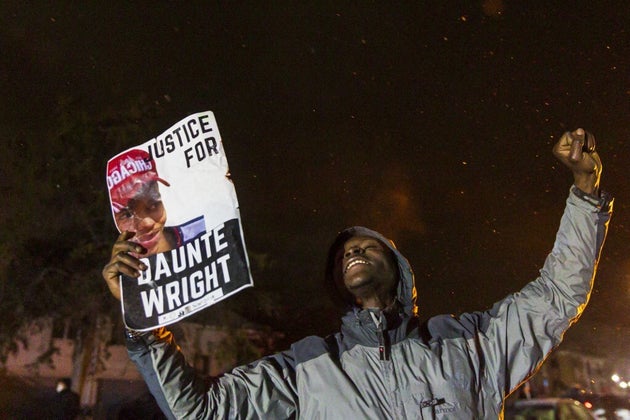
[106,149,170,213]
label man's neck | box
[358,294,395,310]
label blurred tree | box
[0,94,170,394]
[212,328,264,370]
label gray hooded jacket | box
[126,187,612,419]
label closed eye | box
[362,241,383,250]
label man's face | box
[114,181,167,254]
[337,235,398,301]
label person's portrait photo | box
[107,149,205,256]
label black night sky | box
[1,2,629,358]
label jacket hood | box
[325,226,417,317]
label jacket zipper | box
[369,311,389,361]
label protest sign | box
[106,111,252,331]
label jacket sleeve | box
[126,327,298,419]
[467,187,612,397]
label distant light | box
[620,382,628,389]
[584,401,593,409]
[612,374,620,382]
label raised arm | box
[102,233,299,418]
[125,328,298,418]
[453,129,613,398]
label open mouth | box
[134,230,160,248]
[344,258,370,273]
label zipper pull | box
[370,311,389,361]
[377,330,387,361]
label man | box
[52,378,80,420]
[107,149,205,256]
[102,128,612,418]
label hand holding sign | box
[102,231,147,300]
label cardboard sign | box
[106,111,252,331]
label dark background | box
[1,1,628,359]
